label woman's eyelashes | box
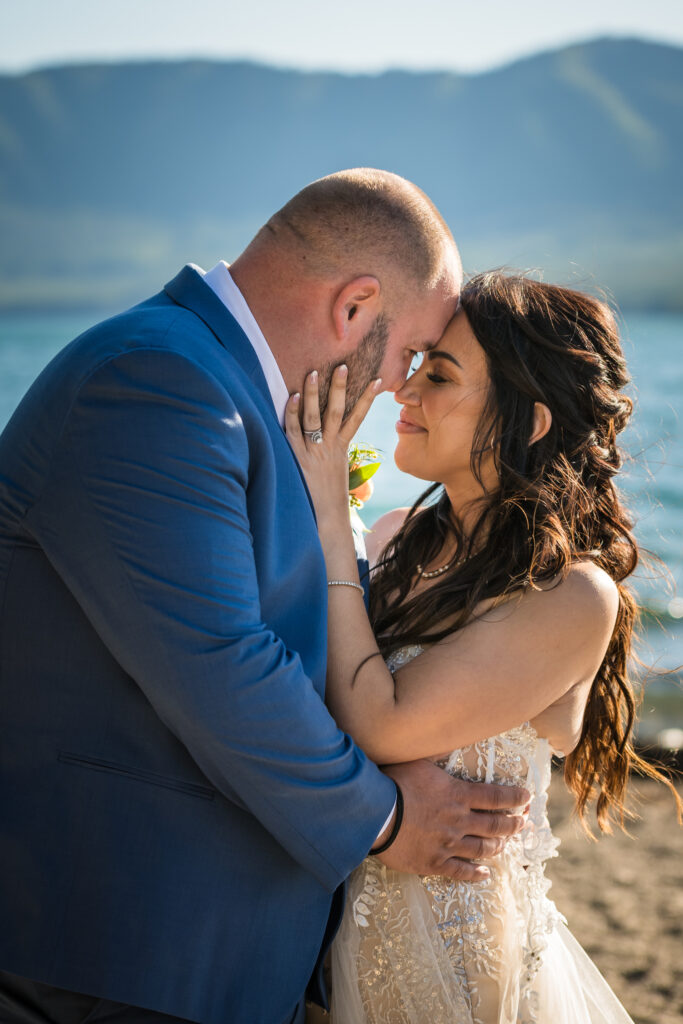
[425,369,450,385]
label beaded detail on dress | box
[331,644,566,1024]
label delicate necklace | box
[416,555,461,579]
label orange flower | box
[349,475,374,504]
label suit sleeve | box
[27,346,396,891]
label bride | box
[287,271,681,1024]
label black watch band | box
[372,783,404,855]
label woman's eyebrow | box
[426,350,462,368]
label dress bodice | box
[333,644,564,1024]
[386,642,557,808]
[385,643,563,917]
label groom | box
[0,169,528,1024]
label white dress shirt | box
[200,261,397,844]
[201,261,290,426]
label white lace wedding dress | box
[330,645,635,1024]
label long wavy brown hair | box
[370,271,681,833]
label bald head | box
[260,168,460,299]
[229,169,460,405]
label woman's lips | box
[396,411,427,434]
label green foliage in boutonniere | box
[348,442,382,512]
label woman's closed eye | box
[426,370,450,384]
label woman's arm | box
[286,370,619,765]
[326,547,617,764]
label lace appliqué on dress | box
[331,644,566,1024]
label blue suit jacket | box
[0,267,395,1023]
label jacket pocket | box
[57,750,216,800]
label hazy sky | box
[2,0,683,74]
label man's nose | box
[383,370,409,395]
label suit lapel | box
[164,265,316,518]
[164,264,276,415]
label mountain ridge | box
[3,34,679,81]
[0,37,681,310]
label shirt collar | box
[201,261,290,427]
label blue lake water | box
[1,308,681,738]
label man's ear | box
[530,402,552,445]
[331,276,381,342]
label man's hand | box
[373,759,529,882]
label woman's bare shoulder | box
[454,560,620,691]
[471,559,618,624]
[556,560,619,621]
[366,507,413,566]
[526,563,620,752]
[502,559,620,672]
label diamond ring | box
[303,429,324,444]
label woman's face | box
[393,309,497,495]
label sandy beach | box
[545,772,683,1024]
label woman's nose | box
[394,379,420,405]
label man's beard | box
[318,313,390,420]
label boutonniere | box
[348,442,381,532]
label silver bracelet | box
[327,580,364,594]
